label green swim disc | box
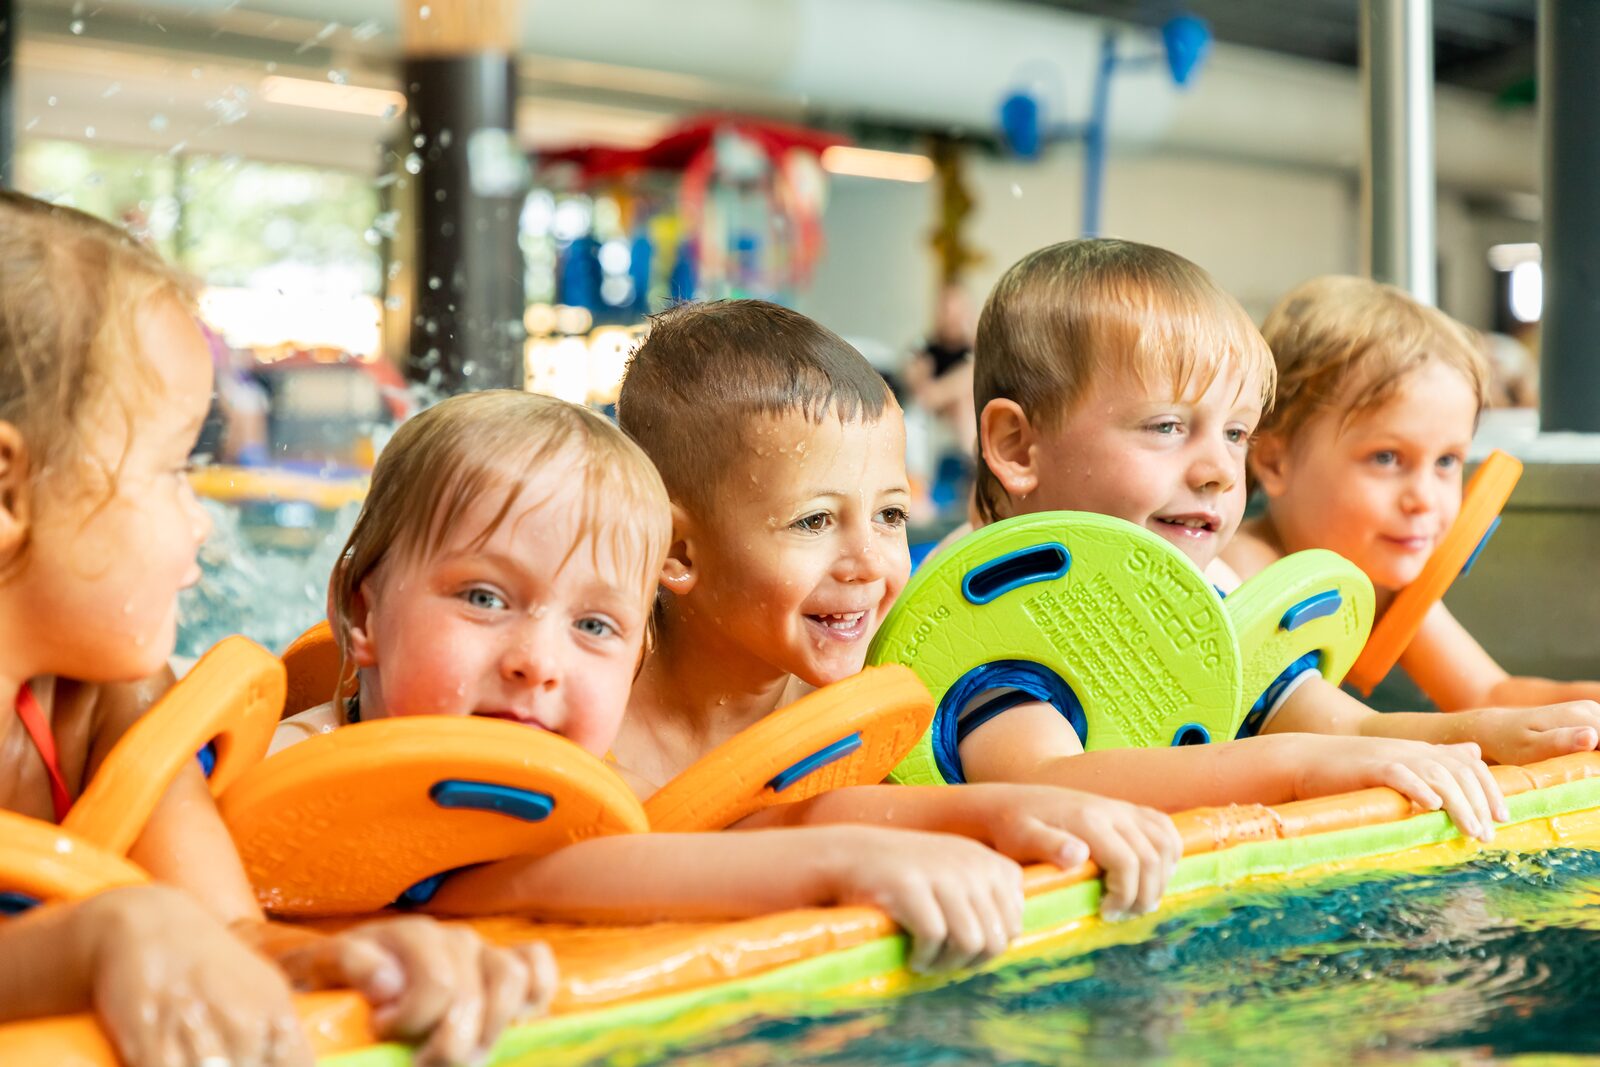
[1225,549,1375,730]
[868,512,1243,785]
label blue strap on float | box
[932,660,1087,784]
[196,741,218,778]
[1237,651,1322,739]
[955,690,1037,745]
[768,733,863,792]
[0,891,40,915]
[1459,516,1501,579]
[1280,591,1343,632]
[393,780,559,907]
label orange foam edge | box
[11,750,1600,1065]
[1346,450,1523,696]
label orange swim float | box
[645,665,936,832]
[219,716,650,917]
[61,636,283,854]
[1345,450,1523,696]
[0,810,148,909]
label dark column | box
[1538,0,1600,432]
[1,0,14,189]
[402,53,525,393]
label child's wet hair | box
[0,192,195,572]
[616,299,892,511]
[328,390,671,689]
[1256,275,1489,453]
[972,239,1274,523]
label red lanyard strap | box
[16,683,72,823]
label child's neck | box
[621,601,804,787]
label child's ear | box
[0,423,33,561]
[978,399,1041,499]
[346,578,381,668]
[1249,433,1291,498]
[659,502,698,597]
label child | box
[1222,275,1600,763]
[278,388,1039,974]
[615,299,1183,920]
[951,239,1512,839]
[0,191,552,1067]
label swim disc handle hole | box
[962,543,1071,605]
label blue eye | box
[1225,428,1249,445]
[1437,454,1461,471]
[463,587,507,611]
[1370,450,1399,467]
[1150,420,1181,435]
[575,616,617,638]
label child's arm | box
[429,825,1025,974]
[735,784,1182,919]
[0,885,314,1067]
[1265,669,1600,768]
[956,700,1505,839]
[90,676,557,1067]
[1403,602,1600,711]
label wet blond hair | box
[1256,276,1489,459]
[0,192,196,574]
[617,299,892,513]
[328,390,672,689]
[973,239,1275,522]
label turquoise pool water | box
[521,850,1600,1067]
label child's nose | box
[835,527,885,583]
[501,632,560,690]
[1189,436,1236,491]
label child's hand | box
[83,885,314,1067]
[280,915,556,1067]
[1459,702,1600,765]
[968,785,1183,919]
[824,827,1024,974]
[1287,736,1508,841]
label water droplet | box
[46,95,57,107]
[351,20,381,41]
[418,4,431,19]
[427,276,441,291]
[404,153,422,175]
[413,133,426,148]
[1011,183,1023,198]
[375,171,399,188]
[460,360,477,377]
[438,129,452,148]
[101,82,121,98]
[84,126,95,139]
[327,69,348,86]
[69,19,84,34]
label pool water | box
[518,850,1600,1067]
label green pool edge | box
[325,774,1600,1067]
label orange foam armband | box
[219,717,648,917]
[1345,450,1523,696]
[61,636,283,854]
[0,810,148,906]
[645,665,937,833]
[281,620,342,718]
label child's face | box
[1019,366,1261,570]
[1259,361,1477,591]
[26,296,214,682]
[350,459,651,759]
[680,408,912,688]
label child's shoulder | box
[1220,518,1285,582]
[269,701,343,756]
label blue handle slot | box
[1170,722,1212,746]
[768,733,863,793]
[0,891,41,915]
[429,780,555,823]
[962,543,1071,605]
[1279,590,1343,632]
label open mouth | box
[803,610,870,643]
[1153,514,1219,538]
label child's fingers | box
[308,933,404,1004]
[928,880,991,972]
[1421,760,1490,842]
[1468,751,1511,823]
[1129,822,1172,916]
[411,937,488,1067]
[1379,763,1442,815]
[1089,829,1140,919]
[1010,820,1090,869]
[988,875,1025,946]
[890,883,947,974]
[352,925,456,1040]
[475,945,532,1061]
[1545,724,1599,755]
[264,1013,317,1067]
[516,941,559,1017]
